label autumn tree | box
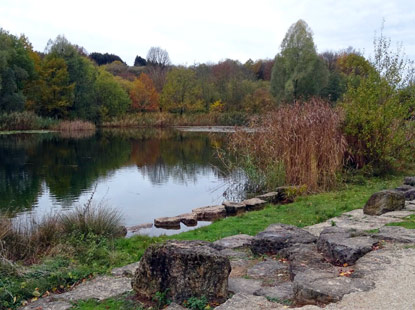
[129,73,159,112]
[160,67,202,113]
[270,20,328,102]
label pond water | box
[0,128,244,236]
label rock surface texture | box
[363,189,405,215]
[131,240,231,303]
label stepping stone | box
[213,234,253,249]
[256,192,280,204]
[254,282,294,301]
[223,201,247,215]
[374,226,415,243]
[317,227,378,266]
[111,262,140,277]
[177,213,198,227]
[215,293,281,310]
[293,269,374,305]
[192,205,227,221]
[154,216,181,229]
[228,278,262,295]
[251,224,317,255]
[247,259,288,279]
[128,222,153,233]
[241,198,267,211]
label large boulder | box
[363,190,405,215]
[317,227,377,265]
[131,240,231,303]
[250,224,317,255]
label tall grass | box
[229,99,346,192]
[0,112,56,131]
[53,120,96,132]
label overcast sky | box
[1,0,415,66]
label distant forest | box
[0,20,407,123]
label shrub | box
[229,99,346,192]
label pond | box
[0,128,244,236]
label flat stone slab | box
[242,198,267,211]
[213,234,253,249]
[177,213,198,227]
[192,205,227,221]
[293,269,374,305]
[251,224,317,255]
[228,277,262,295]
[374,226,415,243]
[220,249,249,260]
[111,262,140,277]
[215,293,283,310]
[223,201,247,215]
[256,192,280,204]
[317,227,378,265]
[379,210,415,219]
[21,299,72,310]
[59,276,131,301]
[247,259,288,279]
[154,216,181,229]
[254,282,294,301]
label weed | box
[152,290,171,309]
[184,296,208,310]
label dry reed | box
[230,98,346,192]
[53,120,96,132]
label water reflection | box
[0,129,242,233]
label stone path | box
[20,200,415,310]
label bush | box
[341,29,415,173]
[229,99,346,192]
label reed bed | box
[53,120,96,132]
[230,98,346,192]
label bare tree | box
[146,47,171,92]
[146,47,171,68]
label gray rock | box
[395,185,414,192]
[279,244,334,280]
[293,269,374,305]
[128,222,153,233]
[374,226,415,243]
[254,282,294,301]
[177,213,198,227]
[111,262,140,277]
[404,189,415,201]
[247,259,288,279]
[165,303,187,310]
[131,240,231,303]
[317,227,377,265]
[213,234,253,249]
[223,201,247,215]
[59,276,131,301]
[404,176,415,186]
[242,198,267,211]
[251,224,317,255]
[227,277,263,295]
[192,205,227,221]
[256,192,280,204]
[219,249,249,259]
[215,293,282,310]
[363,190,405,216]
[154,216,181,229]
[20,299,72,310]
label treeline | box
[0,21,413,126]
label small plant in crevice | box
[152,290,171,309]
[183,296,208,310]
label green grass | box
[387,214,415,229]
[1,174,407,309]
[71,293,144,310]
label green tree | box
[270,20,328,102]
[341,29,415,172]
[160,67,203,113]
[95,68,130,120]
[0,29,35,112]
